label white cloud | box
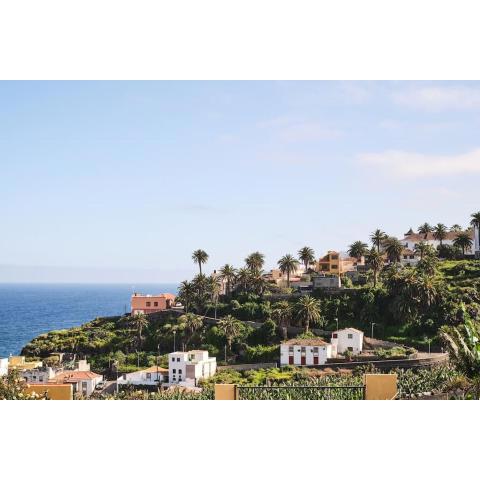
[392,85,480,110]
[358,148,480,178]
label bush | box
[243,344,279,363]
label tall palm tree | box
[129,313,149,349]
[272,300,292,339]
[298,246,315,272]
[470,211,480,236]
[418,223,433,240]
[217,315,242,360]
[219,264,236,296]
[348,241,368,261]
[451,224,463,232]
[192,249,209,275]
[366,247,384,288]
[296,295,321,333]
[383,237,404,263]
[245,251,265,273]
[206,275,221,319]
[277,254,300,287]
[433,223,448,246]
[370,229,387,253]
[179,313,204,348]
[178,280,195,313]
[453,232,473,257]
[235,267,251,293]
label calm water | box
[0,283,178,358]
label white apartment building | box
[168,350,216,387]
[0,358,8,376]
[280,338,334,366]
[117,365,169,386]
[331,328,364,354]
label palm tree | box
[453,232,473,257]
[440,310,480,378]
[179,313,203,348]
[277,254,300,287]
[296,295,321,333]
[418,223,433,240]
[235,267,250,293]
[370,229,387,253]
[470,211,480,236]
[451,224,463,232]
[245,251,265,273]
[414,241,433,260]
[129,313,149,349]
[366,247,384,288]
[178,280,195,313]
[298,246,315,272]
[272,301,292,339]
[206,275,221,319]
[219,264,236,296]
[217,315,242,361]
[383,237,404,263]
[433,223,448,246]
[348,241,368,261]
[192,249,209,275]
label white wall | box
[280,344,331,366]
[331,329,363,354]
[0,358,8,376]
[117,369,167,386]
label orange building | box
[131,292,176,315]
[316,251,363,274]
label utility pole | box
[371,322,376,339]
[173,331,176,352]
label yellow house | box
[25,383,73,400]
[316,251,362,275]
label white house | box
[0,358,8,376]
[280,338,333,366]
[331,328,364,354]
[168,350,216,387]
[19,366,57,383]
[400,248,420,266]
[401,229,475,254]
[117,365,169,387]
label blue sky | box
[1,81,480,282]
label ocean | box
[0,283,178,358]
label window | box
[403,255,407,259]
[177,357,181,362]
[348,347,353,352]
[178,369,182,374]
[301,347,306,356]
[288,346,294,353]
[331,255,338,260]
[146,373,151,380]
[410,255,414,259]
[348,333,353,339]
[313,347,319,355]
[332,333,338,338]
[178,376,182,381]
[146,301,151,307]
[154,302,158,307]
[172,357,175,362]
[172,369,176,373]
[331,264,338,269]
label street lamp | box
[371,322,376,339]
[173,331,176,352]
[335,317,339,331]
[428,339,431,354]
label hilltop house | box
[131,292,176,315]
[401,228,475,254]
[168,350,216,387]
[117,365,169,387]
[316,251,363,275]
[280,338,334,366]
[331,328,364,354]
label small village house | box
[311,274,342,289]
[280,338,334,366]
[52,370,103,397]
[117,365,169,387]
[316,251,363,275]
[168,350,216,387]
[331,328,364,354]
[131,292,176,315]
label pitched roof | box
[141,366,169,373]
[403,231,473,242]
[282,338,328,346]
[53,371,102,382]
[333,327,364,334]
